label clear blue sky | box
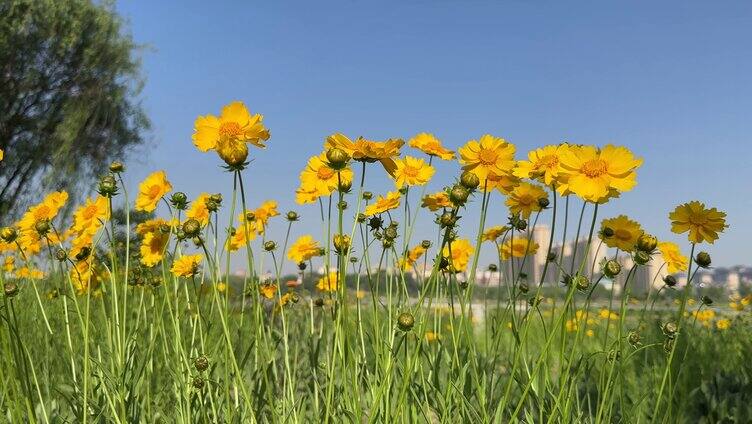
[115,1,751,270]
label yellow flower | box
[298,152,353,198]
[239,200,280,236]
[186,193,211,227]
[17,266,44,279]
[226,227,255,252]
[0,148,3,161]
[325,133,404,176]
[424,331,440,342]
[135,171,172,212]
[316,272,339,292]
[598,309,619,321]
[458,134,516,182]
[421,191,452,211]
[69,260,103,295]
[558,145,643,203]
[259,283,277,299]
[170,254,202,278]
[140,231,170,267]
[365,191,401,216]
[484,171,519,195]
[505,182,548,219]
[71,196,109,238]
[3,256,15,273]
[657,241,688,274]
[442,239,474,273]
[408,133,454,160]
[716,318,731,330]
[482,225,509,242]
[400,245,427,270]
[669,201,727,244]
[392,156,435,188]
[514,144,569,186]
[16,191,69,255]
[192,101,270,166]
[500,238,539,260]
[295,185,320,205]
[599,215,642,252]
[585,329,595,337]
[287,235,322,263]
[136,218,175,236]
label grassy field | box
[1,103,748,422]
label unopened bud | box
[325,148,350,170]
[695,251,711,268]
[459,171,480,190]
[397,312,415,332]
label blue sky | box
[115,1,751,271]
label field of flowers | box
[0,101,749,423]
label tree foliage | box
[0,0,149,218]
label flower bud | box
[663,338,674,354]
[209,193,223,204]
[35,219,51,236]
[159,224,171,234]
[528,295,543,307]
[182,219,202,238]
[297,262,307,271]
[98,174,118,197]
[286,211,298,222]
[459,171,480,190]
[663,275,677,287]
[349,256,358,264]
[636,233,658,252]
[459,280,469,290]
[602,259,621,278]
[333,234,351,255]
[633,250,650,265]
[194,356,209,372]
[264,241,277,252]
[337,200,348,211]
[75,246,91,261]
[384,226,398,241]
[574,275,590,291]
[205,199,219,212]
[421,240,432,249]
[519,282,529,294]
[170,192,188,210]
[488,263,498,272]
[325,148,350,170]
[628,331,641,347]
[398,187,408,195]
[356,213,366,223]
[109,161,125,173]
[1,227,18,243]
[695,251,711,268]
[439,212,456,228]
[55,248,68,262]
[449,185,470,206]
[338,180,352,193]
[192,377,205,390]
[313,297,325,307]
[4,282,19,298]
[368,216,383,230]
[245,212,256,222]
[537,197,550,208]
[362,191,373,201]
[547,251,558,262]
[382,238,394,249]
[218,140,248,167]
[701,295,713,306]
[662,322,678,338]
[397,312,415,332]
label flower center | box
[614,229,632,241]
[518,194,536,207]
[478,148,498,165]
[537,154,559,170]
[581,159,608,178]
[148,185,162,199]
[403,165,420,178]
[688,214,708,225]
[317,166,335,180]
[218,122,243,138]
[83,205,98,220]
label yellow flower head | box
[392,156,435,188]
[298,152,353,199]
[317,271,339,292]
[186,193,211,227]
[408,133,454,160]
[135,171,172,212]
[558,145,642,203]
[500,238,539,260]
[287,235,322,263]
[69,260,102,295]
[400,244,427,270]
[505,182,548,219]
[170,254,202,278]
[669,201,727,244]
[458,134,516,182]
[482,225,510,242]
[136,218,175,237]
[16,191,69,255]
[239,200,280,236]
[17,266,44,279]
[484,171,520,195]
[716,318,731,330]
[425,331,440,342]
[295,185,320,205]
[421,191,452,211]
[259,283,277,299]
[365,191,401,216]
[657,241,688,274]
[71,196,109,238]
[140,231,170,267]
[192,101,270,166]
[325,133,404,176]
[599,215,643,252]
[3,256,15,273]
[514,144,569,186]
[442,239,474,273]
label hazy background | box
[115,0,752,273]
